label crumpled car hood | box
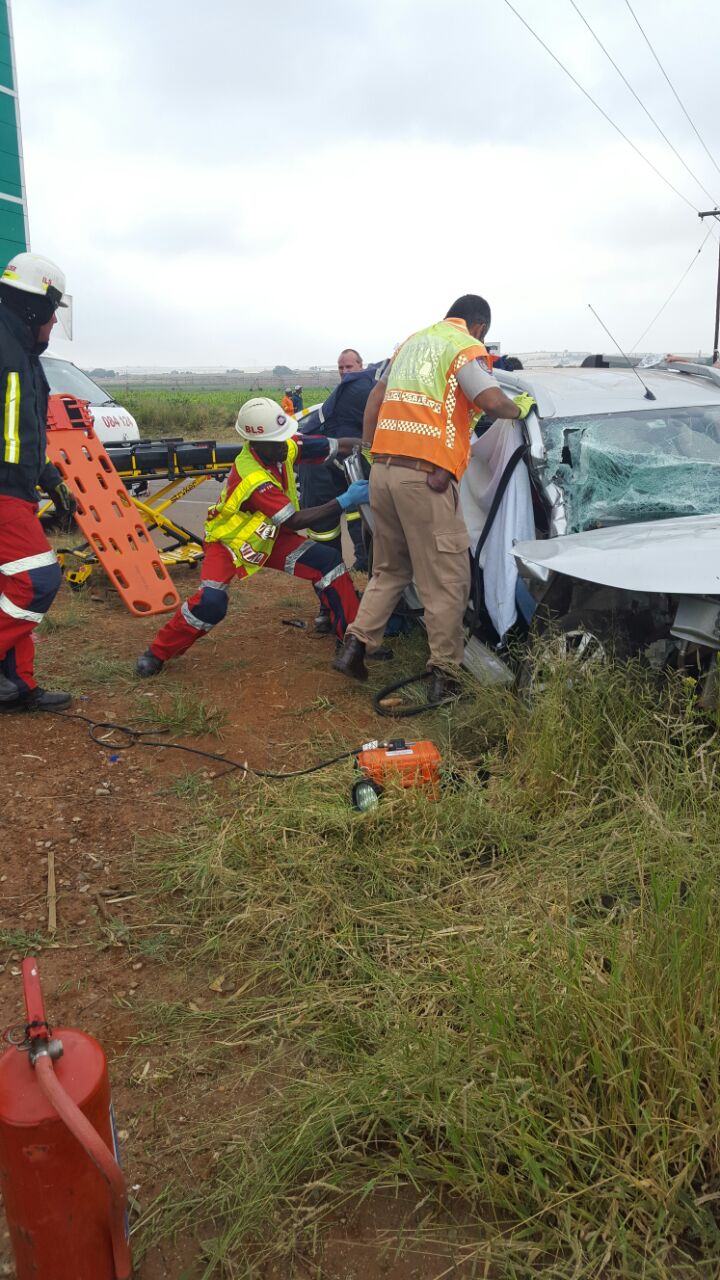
[513,514,720,594]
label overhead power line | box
[630,225,715,351]
[569,0,719,207]
[502,0,699,213]
[624,0,720,181]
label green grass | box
[37,582,93,634]
[133,686,227,738]
[69,653,137,687]
[134,660,720,1278]
[0,928,47,952]
[276,593,307,609]
[99,918,176,961]
[166,770,218,802]
[119,388,331,442]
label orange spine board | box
[45,395,180,617]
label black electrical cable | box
[624,0,720,182]
[631,226,715,351]
[502,0,699,213]
[43,707,360,778]
[569,0,719,207]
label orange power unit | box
[352,739,442,809]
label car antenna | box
[587,304,656,400]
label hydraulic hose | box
[372,671,458,718]
[21,959,131,1280]
[33,1056,132,1280]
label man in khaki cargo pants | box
[333,294,535,703]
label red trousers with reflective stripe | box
[150,533,359,663]
[0,496,62,692]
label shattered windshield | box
[542,405,720,532]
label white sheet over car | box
[460,420,535,639]
[513,514,720,594]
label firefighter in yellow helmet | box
[0,252,77,710]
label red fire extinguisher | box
[0,957,132,1279]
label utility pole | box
[699,209,720,362]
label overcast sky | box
[12,0,720,367]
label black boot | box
[136,649,164,678]
[367,646,393,662]
[313,608,333,635]
[13,687,72,711]
[427,667,462,704]
[333,635,369,682]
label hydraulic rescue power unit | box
[352,739,442,810]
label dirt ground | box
[0,565,480,1279]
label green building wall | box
[0,1,28,266]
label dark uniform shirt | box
[0,305,61,503]
[316,365,383,440]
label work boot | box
[333,634,369,682]
[313,608,333,634]
[136,648,164,678]
[427,667,462,705]
[368,645,393,662]
[335,640,393,661]
[0,672,18,702]
[9,687,73,711]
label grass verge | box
[135,659,720,1278]
[119,388,331,441]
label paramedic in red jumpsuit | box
[136,397,368,677]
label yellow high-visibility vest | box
[372,318,489,479]
[205,439,299,577]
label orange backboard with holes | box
[45,395,180,617]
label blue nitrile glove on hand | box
[337,480,370,511]
[513,392,536,420]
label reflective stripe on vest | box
[307,524,342,543]
[372,320,488,479]
[3,371,20,464]
[204,439,299,576]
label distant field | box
[112,387,332,441]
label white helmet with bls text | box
[0,252,68,308]
[234,397,297,442]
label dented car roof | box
[494,365,720,419]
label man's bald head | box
[338,349,363,378]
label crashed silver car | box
[460,360,720,696]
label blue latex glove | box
[337,480,370,511]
